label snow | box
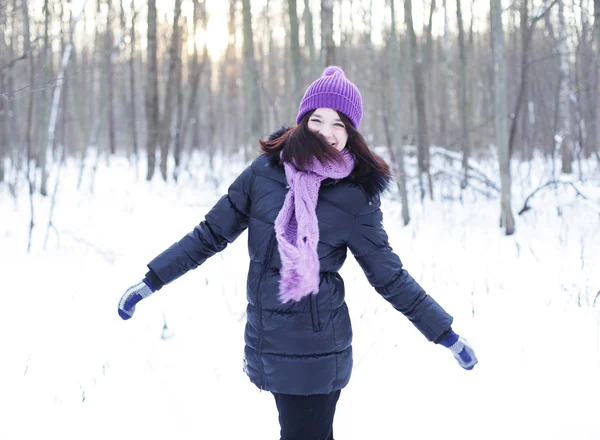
[1,151,599,439]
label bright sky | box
[65,0,492,60]
[169,0,477,60]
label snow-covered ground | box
[1,151,599,439]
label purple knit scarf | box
[275,150,355,303]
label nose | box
[319,125,333,139]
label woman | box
[119,66,478,440]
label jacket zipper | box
[255,232,276,389]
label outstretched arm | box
[346,198,453,342]
[145,163,254,290]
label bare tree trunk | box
[43,20,85,247]
[242,0,263,149]
[424,0,436,145]
[263,0,279,129]
[456,0,471,189]
[0,7,6,184]
[38,0,52,196]
[288,0,303,104]
[128,1,139,162]
[321,0,335,66]
[303,0,317,78]
[509,0,556,162]
[172,20,184,182]
[558,0,573,174]
[21,0,36,252]
[158,0,182,181]
[106,0,116,155]
[389,0,410,225]
[44,1,86,191]
[146,0,159,181]
[587,0,598,162]
[491,0,515,235]
[438,0,450,144]
[174,0,204,181]
[78,0,101,190]
[7,0,20,192]
[405,0,433,201]
[595,0,600,52]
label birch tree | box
[491,0,516,234]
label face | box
[307,108,349,151]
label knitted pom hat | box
[296,66,363,129]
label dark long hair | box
[259,110,391,182]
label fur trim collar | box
[263,127,391,200]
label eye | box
[309,118,322,123]
[334,123,345,128]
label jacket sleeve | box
[346,198,453,341]
[145,163,254,289]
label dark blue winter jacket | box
[144,138,453,396]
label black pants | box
[272,390,341,440]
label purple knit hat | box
[296,66,363,129]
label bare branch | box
[0,53,27,73]
[1,68,86,101]
[518,180,599,215]
[531,0,559,25]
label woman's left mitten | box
[118,279,155,320]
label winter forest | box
[1,0,600,439]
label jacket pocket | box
[309,293,322,332]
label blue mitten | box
[118,279,155,320]
[439,329,478,370]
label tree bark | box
[456,0,471,188]
[242,0,263,148]
[172,19,184,182]
[491,0,516,235]
[38,0,52,196]
[0,6,6,183]
[303,0,317,78]
[174,0,205,181]
[321,0,335,66]
[145,0,159,181]
[106,0,116,155]
[558,0,573,174]
[288,0,303,104]
[21,0,36,252]
[159,0,183,181]
[595,0,600,53]
[389,0,410,225]
[405,0,433,201]
[44,1,86,188]
[128,0,139,160]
